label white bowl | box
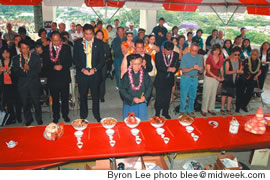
[72,119,88,131]
[106,129,115,136]
[100,117,117,129]
[74,131,84,138]
[180,121,193,126]
[131,128,139,136]
[150,121,165,128]
[124,117,141,128]
[156,128,165,135]
[178,115,194,126]
[186,126,194,133]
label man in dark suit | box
[154,42,179,119]
[73,24,105,122]
[43,31,72,123]
[12,40,42,126]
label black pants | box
[100,63,107,100]
[18,84,42,124]
[236,77,256,110]
[3,84,22,123]
[154,85,172,116]
[258,66,268,89]
[78,74,101,121]
[50,84,69,120]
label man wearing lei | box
[43,31,72,123]
[73,24,105,122]
[236,49,261,112]
[12,40,43,126]
[154,42,180,119]
[119,54,152,121]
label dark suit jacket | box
[73,38,105,79]
[12,53,41,89]
[43,44,72,88]
[154,51,180,88]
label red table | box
[1,114,270,169]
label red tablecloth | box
[1,114,270,169]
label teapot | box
[6,140,17,148]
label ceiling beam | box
[109,0,270,8]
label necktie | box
[87,41,92,69]
[167,55,170,64]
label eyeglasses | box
[234,54,240,56]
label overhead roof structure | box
[1,0,269,25]
[1,0,269,16]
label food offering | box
[101,117,118,129]
[72,119,88,131]
[178,115,194,126]
[244,107,267,135]
[149,116,166,128]
[44,122,64,141]
[124,112,141,128]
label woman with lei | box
[119,54,152,121]
[145,34,160,77]
[121,31,135,55]
[0,47,22,125]
[236,49,261,113]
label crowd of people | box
[0,17,270,126]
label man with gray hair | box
[179,43,204,117]
[3,23,17,46]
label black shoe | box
[235,108,240,113]
[96,117,101,122]
[37,121,43,125]
[53,119,59,123]
[25,120,33,126]
[17,118,22,123]
[162,114,171,119]
[64,117,70,122]
[241,107,248,112]
[101,98,105,103]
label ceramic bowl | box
[72,119,88,131]
[156,128,165,135]
[124,117,141,128]
[131,128,140,136]
[106,129,115,136]
[100,117,117,129]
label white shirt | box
[16,46,20,55]
[71,32,83,41]
[262,54,267,65]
